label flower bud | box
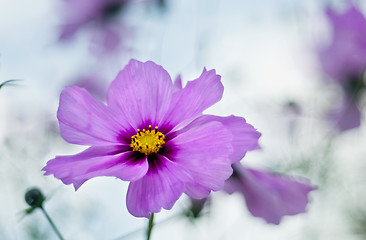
[25,188,45,208]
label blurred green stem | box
[146,213,155,240]
[40,206,64,240]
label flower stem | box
[40,206,64,240]
[146,213,155,240]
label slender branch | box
[40,206,64,240]
[146,213,155,240]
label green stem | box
[146,213,155,240]
[113,212,181,240]
[40,206,64,240]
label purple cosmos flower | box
[43,59,261,218]
[318,5,366,131]
[224,163,315,224]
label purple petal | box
[218,116,261,162]
[326,5,366,36]
[43,145,148,190]
[162,68,224,130]
[319,5,366,82]
[177,115,261,163]
[59,0,109,36]
[173,75,182,92]
[329,97,361,131]
[89,27,123,56]
[59,23,81,40]
[107,59,174,129]
[126,155,191,217]
[166,121,233,199]
[187,197,210,218]
[319,37,366,83]
[224,163,315,224]
[58,86,131,146]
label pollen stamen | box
[130,126,165,155]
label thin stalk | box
[146,213,155,240]
[113,212,181,240]
[40,206,64,240]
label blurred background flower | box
[318,4,366,131]
[58,0,164,56]
[224,163,315,225]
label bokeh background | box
[1,0,366,239]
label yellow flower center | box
[130,125,165,155]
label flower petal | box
[224,163,316,224]
[319,5,366,82]
[176,115,261,163]
[107,59,174,129]
[58,86,131,146]
[326,5,366,37]
[126,155,191,217]
[43,145,148,190]
[162,68,224,130]
[166,121,233,199]
[173,75,182,92]
[329,98,361,131]
[59,23,81,40]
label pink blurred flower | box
[43,59,261,217]
[58,0,133,54]
[319,5,366,83]
[224,163,315,224]
[59,0,126,38]
[319,5,366,131]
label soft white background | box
[1,0,366,239]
